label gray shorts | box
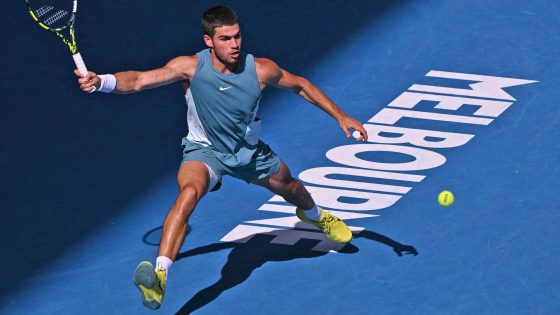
[180,139,281,192]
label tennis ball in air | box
[438,190,454,207]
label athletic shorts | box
[180,138,281,192]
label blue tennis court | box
[2,1,559,314]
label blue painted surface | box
[1,1,558,314]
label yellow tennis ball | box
[438,190,454,206]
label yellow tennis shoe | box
[296,207,352,243]
[133,261,166,310]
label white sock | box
[303,203,322,221]
[156,256,173,278]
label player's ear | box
[203,34,213,48]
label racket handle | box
[73,52,96,92]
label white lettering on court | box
[221,70,538,252]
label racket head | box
[26,0,76,31]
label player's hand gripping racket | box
[25,0,95,91]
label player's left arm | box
[256,58,368,141]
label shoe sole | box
[133,262,161,310]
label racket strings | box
[29,0,73,27]
[43,9,69,26]
[35,5,54,17]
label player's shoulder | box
[165,55,199,78]
[254,57,281,79]
[254,57,278,69]
[167,55,198,68]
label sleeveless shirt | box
[184,48,262,167]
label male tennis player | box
[76,5,368,310]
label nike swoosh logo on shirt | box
[219,86,233,91]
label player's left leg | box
[251,161,353,243]
[252,161,314,209]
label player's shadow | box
[174,230,418,315]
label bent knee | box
[177,184,206,205]
[276,177,303,197]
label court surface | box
[1,1,559,314]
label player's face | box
[205,23,242,66]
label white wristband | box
[97,74,117,93]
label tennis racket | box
[25,0,92,83]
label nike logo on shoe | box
[219,86,233,91]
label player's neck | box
[210,49,239,74]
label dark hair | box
[202,5,238,37]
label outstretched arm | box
[75,55,196,94]
[256,58,368,141]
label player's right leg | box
[134,161,211,310]
[159,161,211,260]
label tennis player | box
[76,5,368,310]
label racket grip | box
[73,52,96,92]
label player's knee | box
[177,184,205,208]
[170,185,204,221]
[279,177,302,198]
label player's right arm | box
[75,55,197,94]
